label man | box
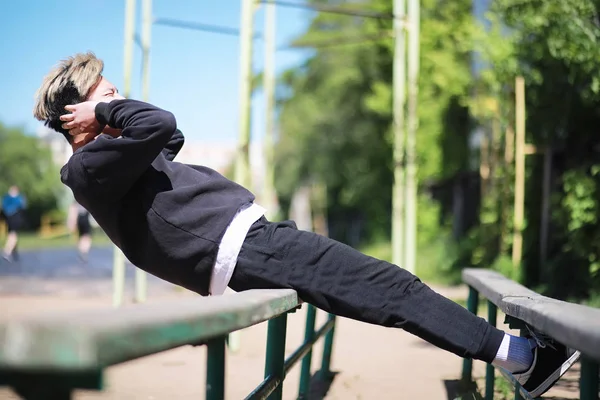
[67,200,93,263]
[33,52,579,397]
[1,185,26,262]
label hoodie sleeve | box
[78,99,177,199]
[162,128,185,161]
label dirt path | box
[0,286,582,399]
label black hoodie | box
[60,99,255,295]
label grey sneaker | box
[513,328,581,397]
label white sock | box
[492,334,535,373]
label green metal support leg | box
[580,356,599,400]
[514,387,524,400]
[485,301,497,400]
[462,286,479,383]
[320,313,336,379]
[265,314,288,400]
[206,336,226,400]
[298,305,317,399]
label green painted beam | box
[0,289,299,372]
[463,268,600,362]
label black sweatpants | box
[228,217,505,363]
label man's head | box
[8,186,19,196]
[33,52,123,144]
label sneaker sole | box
[527,349,581,398]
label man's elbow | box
[161,111,177,134]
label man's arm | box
[67,99,177,199]
[162,129,185,161]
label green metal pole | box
[206,336,226,400]
[134,0,152,305]
[485,301,497,400]
[265,314,288,400]
[235,0,256,190]
[263,0,279,221]
[391,0,407,267]
[403,0,419,274]
[320,313,336,379]
[514,386,524,400]
[298,305,317,398]
[580,357,599,400]
[461,287,479,382]
[114,0,136,308]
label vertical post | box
[235,0,256,190]
[123,0,135,99]
[263,0,279,220]
[461,287,479,382]
[206,336,226,400]
[485,301,497,400]
[134,0,153,305]
[512,76,525,272]
[320,313,336,379]
[298,305,317,399]
[391,0,407,267]
[539,146,552,272]
[403,0,420,274]
[112,249,126,307]
[113,0,137,308]
[514,386,524,400]
[265,314,288,400]
[580,357,599,400]
[229,0,257,352]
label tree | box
[0,122,63,230]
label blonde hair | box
[33,52,104,140]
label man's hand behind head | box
[60,101,103,138]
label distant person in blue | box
[1,185,26,262]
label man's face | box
[87,77,124,138]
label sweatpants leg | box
[228,218,504,363]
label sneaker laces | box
[526,325,557,350]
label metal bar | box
[580,356,599,400]
[235,0,256,190]
[113,0,136,309]
[461,287,479,382]
[263,0,279,220]
[298,305,317,398]
[514,386,524,400]
[403,0,419,273]
[320,314,336,378]
[391,0,406,267]
[206,336,226,400]
[286,31,393,49]
[246,317,335,400]
[265,315,288,400]
[260,0,396,20]
[485,301,497,400]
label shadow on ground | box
[446,362,592,400]
[305,370,339,399]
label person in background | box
[1,186,26,262]
[67,201,92,263]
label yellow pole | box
[114,0,137,308]
[263,0,279,220]
[391,0,406,267]
[512,76,525,272]
[134,0,153,304]
[403,0,419,274]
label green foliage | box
[276,0,475,245]
[274,0,600,302]
[0,122,62,229]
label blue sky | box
[0,1,311,142]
